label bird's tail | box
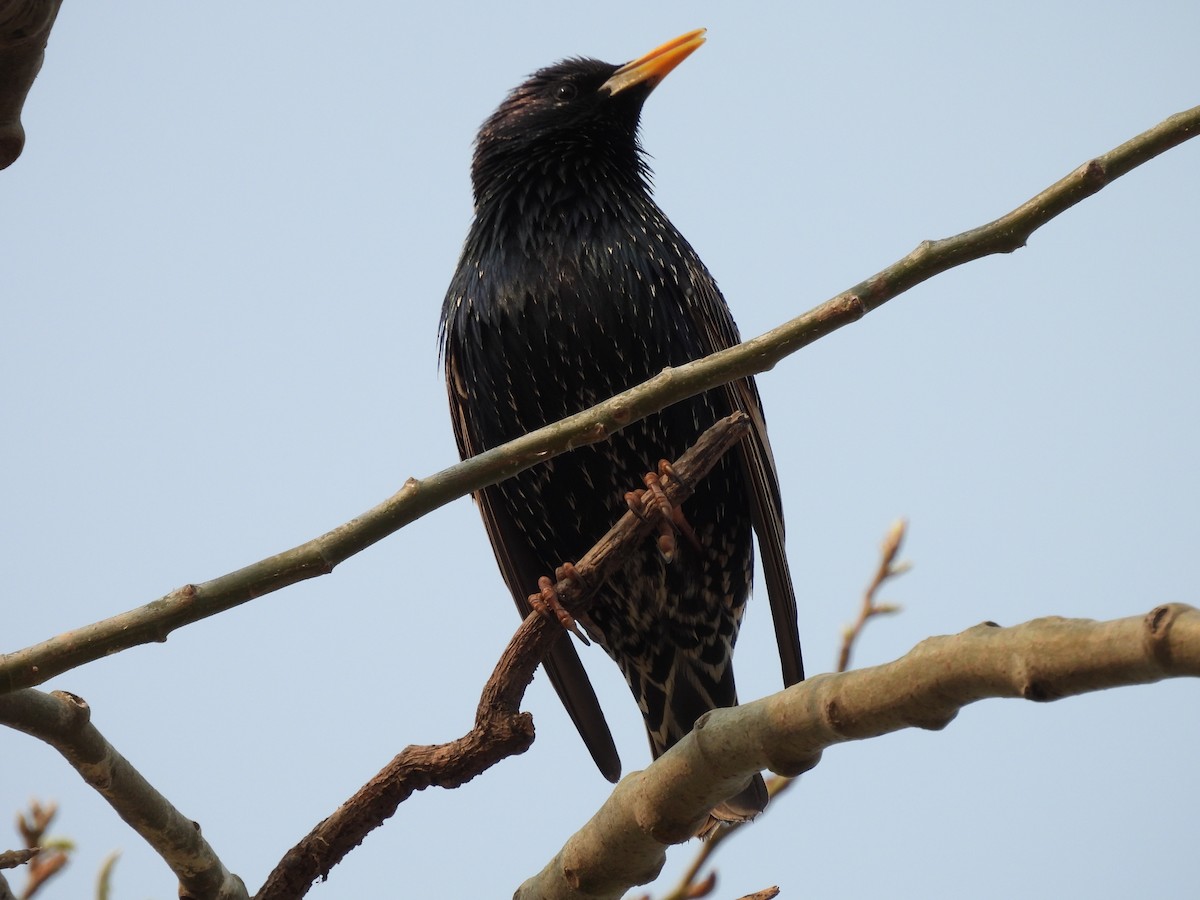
[641,663,770,836]
[711,772,768,822]
[693,772,768,839]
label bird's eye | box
[554,82,578,102]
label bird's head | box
[470,29,706,207]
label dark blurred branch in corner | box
[0,0,64,169]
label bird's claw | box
[625,459,702,562]
[529,562,592,645]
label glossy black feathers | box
[440,43,803,819]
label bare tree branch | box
[255,413,752,900]
[0,690,248,900]
[517,604,1200,899]
[1,104,1196,696]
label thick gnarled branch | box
[2,104,1196,695]
[254,414,751,900]
[517,604,1200,899]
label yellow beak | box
[600,28,707,96]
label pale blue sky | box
[4,3,1198,898]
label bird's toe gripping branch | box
[529,562,598,645]
[527,457,705,647]
[624,459,702,563]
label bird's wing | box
[730,376,805,686]
[446,347,623,783]
[687,266,805,687]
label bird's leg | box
[529,562,593,645]
[625,459,702,562]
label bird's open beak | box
[600,28,706,96]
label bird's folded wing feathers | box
[446,351,622,782]
[686,269,805,687]
[731,377,805,686]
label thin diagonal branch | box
[254,413,751,900]
[518,604,1200,899]
[0,690,248,900]
[2,104,1197,696]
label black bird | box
[440,29,803,823]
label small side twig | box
[255,413,753,900]
[0,850,38,871]
[14,800,67,900]
[837,519,909,673]
[96,851,120,900]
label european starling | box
[440,29,803,822]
